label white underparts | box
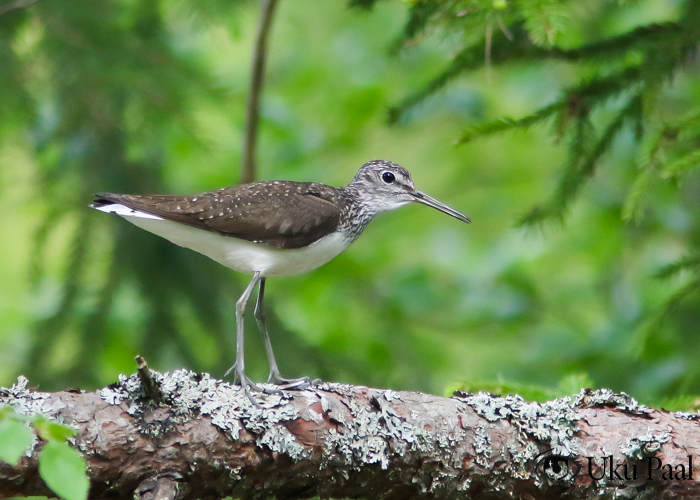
[95,204,352,277]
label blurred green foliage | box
[1,0,700,410]
[0,405,89,500]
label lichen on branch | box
[1,371,699,499]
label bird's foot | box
[267,373,319,390]
[224,363,269,407]
[225,365,319,400]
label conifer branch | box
[654,255,700,280]
[623,127,668,223]
[519,94,641,227]
[622,163,657,224]
[388,25,532,123]
[674,109,700,130]
[562,23,683,60]
[518,114,594,226]
[401,2,441,42]
[389,21,683,123]
[634,278,700,358]
[456,66,643,146]
[566,66,644,108]
[661,150,700,180]
[521,0,568,47]
[456,101,564,144]
[624,108,700,222]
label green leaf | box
[39,441,89,500]
[34,417,76,442]
[0,419,34,465]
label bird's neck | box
[337,184,380,243]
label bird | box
[91,160,470,400]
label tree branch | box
[1,371,699,499]
[241,0,279,184]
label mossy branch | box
[2,371,700,500]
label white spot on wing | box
[93,204,163,220]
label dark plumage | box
[93,181,349,249]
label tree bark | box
[1,370,699,499]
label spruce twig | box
[661,149,700,180]
[389,21,682,123]
[654,255,700,280]
[136,355,162,402]
[456,101,564,144]
[518,94,641,227]
[633,278,700,359]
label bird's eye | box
[382,172,395,184]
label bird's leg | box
[255,277,312,390]
[225,272,265,403]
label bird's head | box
[348,160,471,223]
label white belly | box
[121,214,351,277]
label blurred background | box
[1,0,699,409]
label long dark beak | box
[411,191,471,223]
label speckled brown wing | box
[93,181,343,249]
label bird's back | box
[93,180,350,250]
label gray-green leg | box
[225,272,265,404]
[255,277,312,389]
